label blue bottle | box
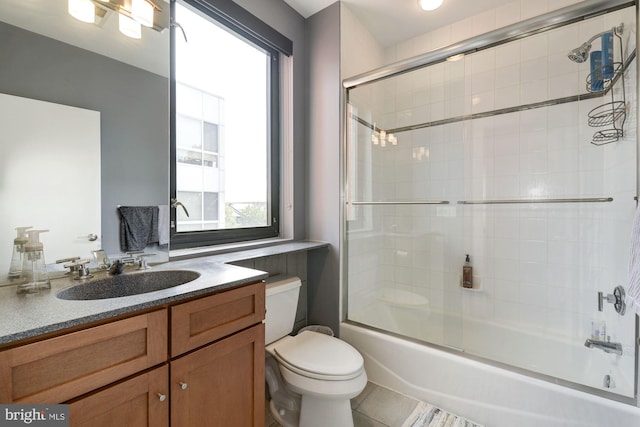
[601,32,614,80]
[590,50,603,91]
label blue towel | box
[118,206,159,251]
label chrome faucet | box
[584,338,623,356]
[108,258,136,275]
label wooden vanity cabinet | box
[0,281,265,427]
[170,281,266,427]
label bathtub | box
[342,309,640,426]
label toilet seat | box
[272,331,364,381]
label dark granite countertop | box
[0,240,328,346]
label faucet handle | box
[63,258,93,280]
[598,286,626,315]
[135,253,156,270]
[56,256,80,265]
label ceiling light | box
[68,0,95,24]
[418,0,444,11]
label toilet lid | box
[273,331,364,379]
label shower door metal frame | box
[341,0,639,406]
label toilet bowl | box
[265,275,367,427]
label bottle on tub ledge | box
[462,254,473,289]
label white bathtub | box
[341,319,640,427]
[350,298,635,398]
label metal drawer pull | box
[157,393,167,402]
[179,382,188,390]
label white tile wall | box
[346,1,638,382]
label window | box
[170,0,291,248]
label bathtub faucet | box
[584,338,623,356]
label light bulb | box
[68,0,95,24]
[418,0,444,11]
[132,0,154,28]
[119,13,142,39]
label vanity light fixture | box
[68,0,96,24]
[418,0,444,11]
[131,0,154,27]
[371,124,398,147]
[68,0,164,39]
[119,12,142,39]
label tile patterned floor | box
[266,382,420,427]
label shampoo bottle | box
[601,32,614,80]
[462,254,473,288]
[590,50,604,91]
[8,226,32,279]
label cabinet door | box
[67,365,169,427]
[171,282,265,357]
[171,323,265,427]
[0,309,167,403]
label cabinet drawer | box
[0,309,167,403]
[171,282,265,357]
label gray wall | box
[0,22,169,257]
[235,0,342,333]
[235,0,307,241]
[306,3,342,335]
[231,251,310,332]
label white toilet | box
[264,275,367,427]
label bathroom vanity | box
[0,259,267,427]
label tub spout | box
[584,339,623,356]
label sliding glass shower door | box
[345,5,637,400]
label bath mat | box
[401,401,483,427]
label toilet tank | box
[265,274,301,345]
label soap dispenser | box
[8,226,32,279]
[17,229,51,294]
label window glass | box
[172,0,280,247]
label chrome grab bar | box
[458,197,613,205]
[350,200,450,205]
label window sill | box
[169,238,329,264]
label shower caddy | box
[586,24,627,146]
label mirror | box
[0,93,101,279]
[0,0,171,283]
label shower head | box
[568,42,592,63]
[567,23,624,63]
